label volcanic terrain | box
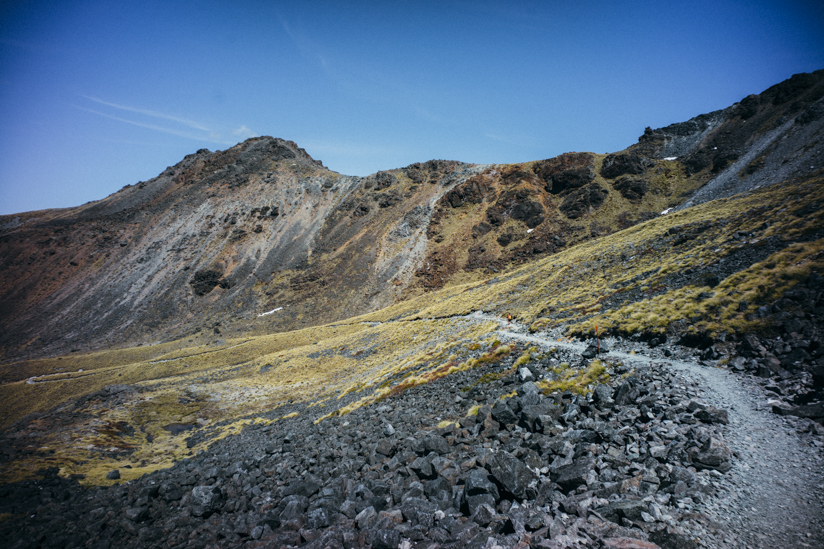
[0,70,823,549]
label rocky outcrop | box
[612,177,648,202]
[634,69,824,209]
[560,184,609,219]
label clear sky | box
[1,0,822,215]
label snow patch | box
[258,307,283,317]
[660,208,672,215]
[663,156,678,161]
[526,228,534,234]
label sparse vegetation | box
[538,359,609,395]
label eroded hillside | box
[3,72,822,362]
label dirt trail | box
[468,312,824,548]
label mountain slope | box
[2,70,822,361]
[0,71,823,549]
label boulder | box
[190,485,224,517]
[371,528,401,549]
[306,507,333,530]
[592,384,614,408]
[464,468,500,502]
[491,400,519,426]
[423,435,450,455]
[486,451,538,500]
[375,439,395,457]
[602,538,662,549]
[582,341,609,359]
[772,401,824,419]
[518,367,535,382]
[649,526,698,549]
[400,497,438,525]
[596,499,648,524]
[553,457,596,493]
[693,406,729,425]
[692,437,732,471]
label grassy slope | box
[1,174,821,484]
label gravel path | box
[475,313,824,549]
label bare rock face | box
[509,200,545,228]
[190,485,224,518]
[533,152,595,194]
[600,153,647,179]
[635,68,824,208]
[445,175,491,208]
[560,184,609,219]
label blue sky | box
[1,1,822,215]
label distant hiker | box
[507,314,512,324]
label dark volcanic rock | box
[772,401,824,419]
[596,500,648,524]
[554,457,595,493]
[692,437,732,472]
[491,400,519,426]
[486,450,538,500]
[693,406,729,424]
[510,200,545,228]
[189,269,223,296]
[601,153,647,179]
[190,485,224,517]
[649,526,699,549]
[560,184,609,219]
[547,167,596,194]
[371,528,401,549]
[613,176,648,201]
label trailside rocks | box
[0,343,745,549]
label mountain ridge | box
[3,69,821,361]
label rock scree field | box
[0,70,823,548]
